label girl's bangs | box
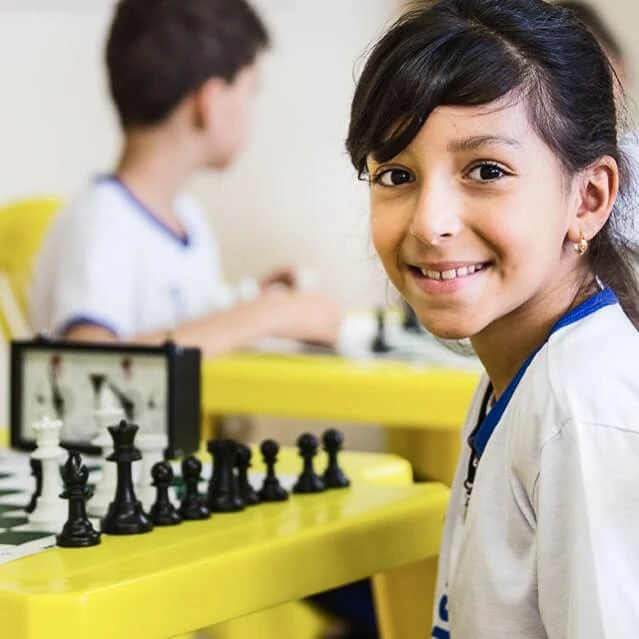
[357,31,526,171]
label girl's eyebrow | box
[447,135,522,152]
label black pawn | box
[207,439,244,513]
[402,300,422,333]
[101,420,153,535]
[293,433,325,494]
[322,429,350,489]
[56,451,101,548]
[236,443,259,506]
[258,439,289,502]
[149,461,182,526]
[178,456,210,520]
[372,308,391,353]
[25,458,42,514]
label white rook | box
[29,416,66,527]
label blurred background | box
[0,0,635,308]
[0,0,634,446]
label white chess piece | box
[235,276,260,302]
[29,416,67,528]
[88,407,124,518]
[294,266,319,291]
[135,432,173,510]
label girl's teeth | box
[419,264,484,280]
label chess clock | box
[10,336,201,458]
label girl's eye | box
[373,168,415,187]
[467,162,509,182]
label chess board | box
[253,308,481,369]
[0,447,297,565]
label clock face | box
[20,349,168,443]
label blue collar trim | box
[469,287,618,458]
[97,174,191,247]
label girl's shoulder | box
[513,302,639,442]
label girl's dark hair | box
[346,0,639,327]
[555,1,623,62]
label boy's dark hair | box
[346,0,639,327]
[555,1,623,62]
[106,0,269,128]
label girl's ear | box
[567,155,619,244]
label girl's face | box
[367,99,595,341]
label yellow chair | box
[0,196,62,338]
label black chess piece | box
[56,451,101,548]
[149,461,182,526]
[235,443,259,506]
[371,308,391,353]
[257,439,289,502]
[25,458,42,514]
[322,429,350,489]
[101,420,153,535]
[293,433,325,494]
[178,456,210,520]
[402,300,422,333]
[207,439,244,513]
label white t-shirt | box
[30,176,246,337]
[432,289,639,639]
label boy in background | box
[30,0,342,356]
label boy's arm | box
[64,289,342,357]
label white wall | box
[0,7,118,201]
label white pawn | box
[135,432,173,511]
[88,407,124,518]
[294,266,319,291]
[29,416,67,528]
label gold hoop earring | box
[574,233,589,256]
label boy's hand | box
[260,265,298,291]
[267,290,343,345]
[260,265,319,292]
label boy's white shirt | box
[432,301,639,639]
[30,177,253,337]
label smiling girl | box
[347,0,639,637]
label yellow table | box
[0,433,445,638]
[0,481,448,639]
[203,353,478,429]
[202,353,480,484]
